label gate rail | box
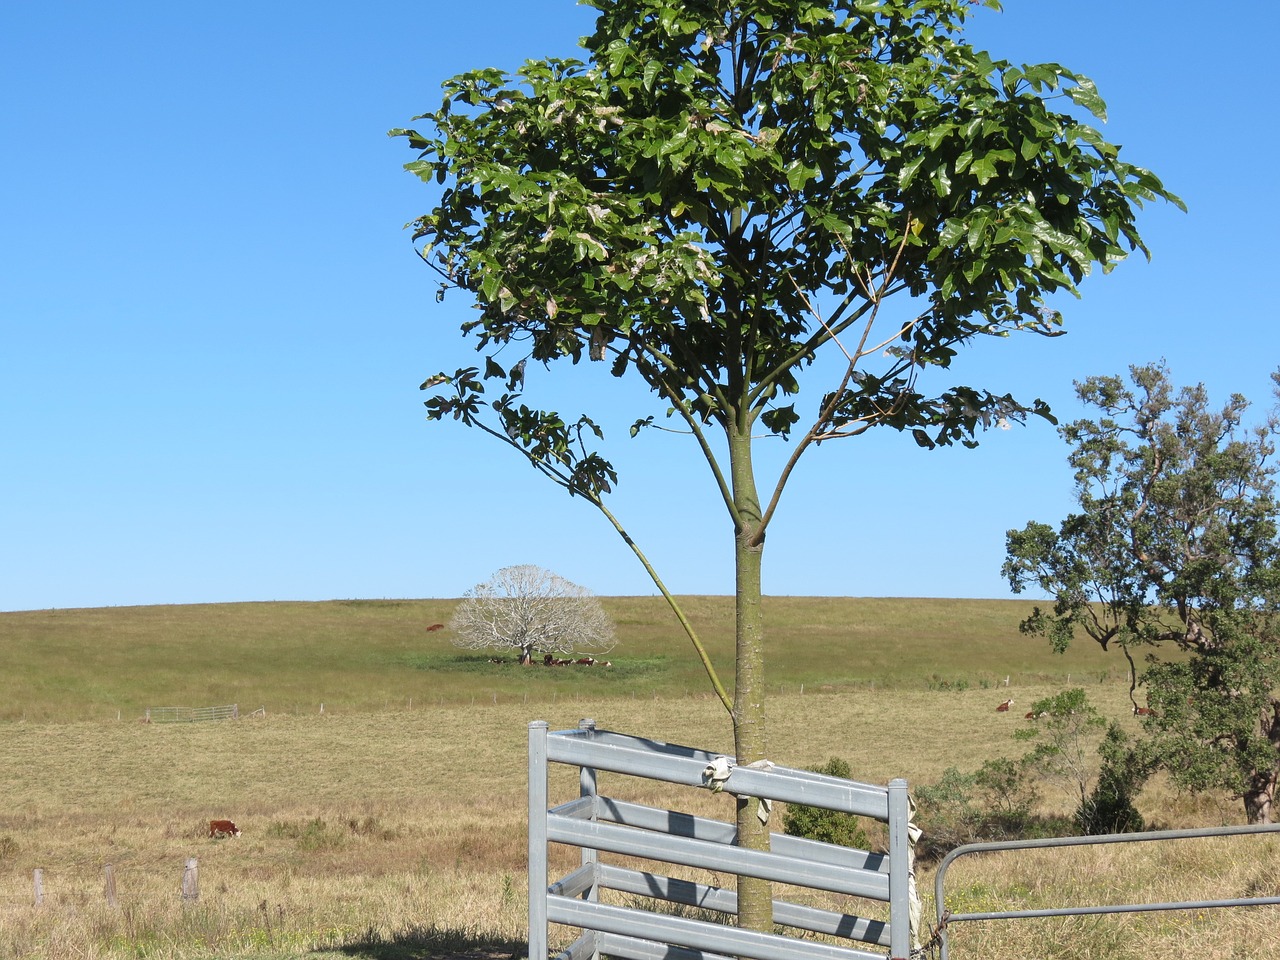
[933,823,1280,960]
[529,719,918,960]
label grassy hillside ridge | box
[0,597,1113,721]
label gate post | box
[888,779,912,960]
[578,719,600,960]
[528,721,549,960]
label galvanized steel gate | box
[528,720,917,960]
[932,824,1280,960]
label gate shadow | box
[326,927,525,960]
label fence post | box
[33,869,43,906]
[181,858,199,903]
[104,863,118,907]
[577,719,600,960]
[888,779,912,960]
[528,721,549,960]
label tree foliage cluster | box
[1005,364,1280,823]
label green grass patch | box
[0,596,1114,720]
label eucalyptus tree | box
[394,0,1177,922]
[1004,364,1280,823]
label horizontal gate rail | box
[549,895,888,960]
[934,823,1280,960]
[546,729,892,820]
[530,719,916,960]
[596,864,891,946]
[594,797,889,872]
[548,814,890,899]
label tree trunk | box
[729,427,772,933]
[1243,774,1274,824]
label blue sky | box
[2,1,1275,612]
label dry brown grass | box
[1,683,1275,958]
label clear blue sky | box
[2,1,1275,612]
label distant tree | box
[450,564,616,665]
[1004,364,1280,823]
[395,0,1177,926]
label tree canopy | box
[1004,363,1280,822]
[395,0,1178,922]
[450,564,616,665]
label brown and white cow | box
[996,698,1015,712]
[209,819,241,838]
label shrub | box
[782,758,869,849]
[915,759,1048,861]
[1075,722,1148,835]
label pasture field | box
[0,599,1273,959]
[0,596,1116,723]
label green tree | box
[1014,688,1106,816]
[1004,364,1280,822]
[394,0,1177,924]
[1078,721,1148,835]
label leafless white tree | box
[450,564,616,665]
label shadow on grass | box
[325,925,526,960]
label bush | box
[782,758,869,849]
[915,759,1050,861]
[1075,722,1148,835]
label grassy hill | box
[0,596,1116,721]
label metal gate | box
[528,719,919,960]
[932,823,1280,960]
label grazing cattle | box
[996,698,1015,712]
[209,819,240,839]
[426,623,445,632]
[1134,706,1153,716]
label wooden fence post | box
[181,858,199,903]
[104,863,118,907]
[33,869,43,906]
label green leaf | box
[642,59,661,92]
[1064,75,1108,121]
